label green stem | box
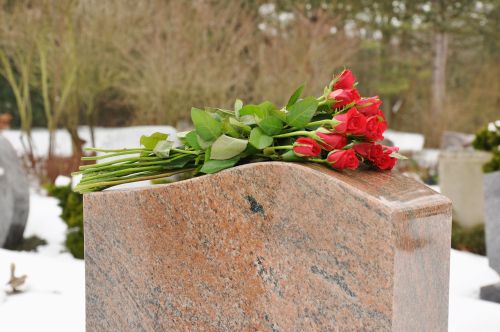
[82,150,149,161]
[84,147,147,153]
[78,165,166,183]
[75,168,196,193]
[78,156,158,170]
[306,119,339,127]
[268,145,293,150]
[171,148,200,155]
[310,158,329,164]
[273,131,311,138]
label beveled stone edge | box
[84,161,451,216]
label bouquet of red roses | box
[74,69,405,193]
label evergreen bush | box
[46,184,84,259]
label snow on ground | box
[0,189,84,332]
[449,251,500,332]
[384,129,425,152]
[2,126,177,158]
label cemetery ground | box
[0,127,499,331]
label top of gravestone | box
[87,161,450,217]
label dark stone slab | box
[0,135,29,248]
[84,161,452,331]
[480,283,500,304]
[484,171,500,275]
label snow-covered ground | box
[0,127,499,331]
[0,189,85,332]
[2,126,177,158]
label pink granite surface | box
[84,161,452,331]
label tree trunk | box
[431,31,448,115]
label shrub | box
[46,184,84,259]
[472,123,500,152]
[451,222,486,256]
[472,122,500,173]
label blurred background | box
[0,1,499,331]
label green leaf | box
[210,135,248,160]
[140,132,169,150]
[191,107,222,141]
[184,130,201,150]
[197,134,213,150]
[258,101,276,115]
[286,97,319,128]
[200,158,239,174]
[239,102,275,122]
[229,117,252,133]
[222,118,241,138]
[165,154,193,169]
[239,115,257,125]
[249,127,273,149]
[153,140,174,158]
[286,84,304,108]
[234,99,243,112]
[206,107,234,117]
[258,116,283,136]
[271,108,287,122]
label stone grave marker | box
[84,162,452,331]
[0,135,30,248]
[480,170,500,303]
[439,150,491,227]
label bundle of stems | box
[73,69,404,193]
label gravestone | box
[480,171,500,303]
[0,135,30,248]
[440,131,475,151]
[439,150,491,227]
[84,162,452,331]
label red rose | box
[317,132,347,151]
[327,149,359,170]
[356,96,383,117]
[374,152,397,170]
[354,143,397,170]
[354,143,383,161]
[333,69,356,90]
[328,89,360,109]
[334,107,367,135]
[364,115,387,141]
[382,145,399,153]
[293,137,321,157]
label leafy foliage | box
[46,184,84,259]
[472,122,500,173]
[451,222,485,256]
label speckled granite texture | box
[84,162,452,331]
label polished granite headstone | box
[84,162,452,331]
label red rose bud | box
[328,88,361,109]
[354,143,397,170]
[327,149,359,170]
[317,132,347,151]
[333,69,356,90]
[364,115,387,141]
[374,151,397,170]
[334,107,367,135]
[354,143,384,161]
[293,137,321,157]
[356,96,383,117]
[383,145,399,154]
